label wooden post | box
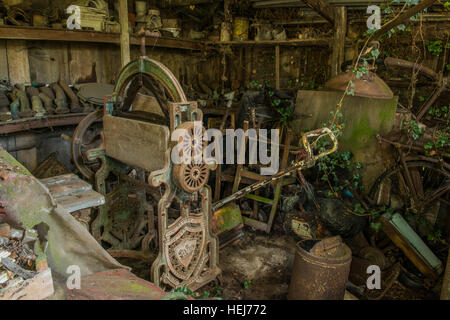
[331,7,346,77]
[275,45,280,89]
[224,0,231,23]
[302,0,335,25]
[118,0,130,67]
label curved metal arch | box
[114,57,187,105]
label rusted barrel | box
[288,236,352,300]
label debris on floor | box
[0,1,448,303]
[0,222,54,300]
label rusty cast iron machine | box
[73,32,339,291]
[75,37,221,291]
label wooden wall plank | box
[119,0,130,67]
[28,41,70,84]
[0,40,8,81]
[6,40,31,84]
[69,43,121,84]
[331,7,347,77]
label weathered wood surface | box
[441,248,450,300]
[0,113,89,135]
[56,190,105,213]
[41,174,105,213]
[119,0,130,67]
[331,6,347,77]
[0,26,204,51]
[40,173,78,186]
[103,115,169,173]
[0,268,54,300]
[28,41,70,84]
[302,0,335,24]
[0,40,8,80]
[208,38,330,47]
[6,40,30,84]
[44,178,92,198]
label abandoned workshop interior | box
[0,0,448,304]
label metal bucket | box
[232,17,249,41]
[288,236,352,300]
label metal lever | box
[212,128,338,211]
[302,127,338,166]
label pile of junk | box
[0,36,449,301]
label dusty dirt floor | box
[117,231,297,300]
[199,231,298,300]
[117,227,441,300]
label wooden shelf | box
[0,26,204,51]
[206,38,330,47]
[0,113,90,135]
[0,26,329,50]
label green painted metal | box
[212,203,244,235]
[244,193,274,205]
[89,151,149,250]
[84,54,189,251]
[113,57,187,107]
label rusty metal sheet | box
[103,115,169,173]
[324,71,394,99]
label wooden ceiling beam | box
[301,0,335,24]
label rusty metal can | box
[232,17,249,41]
[288,236,352,300]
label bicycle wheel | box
[370,160,450,213]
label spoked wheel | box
[370,160,450,213]
[72,109,103,180]
[71,59,186,180]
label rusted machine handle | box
[302,127,338,165]
[212,127,337,211]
